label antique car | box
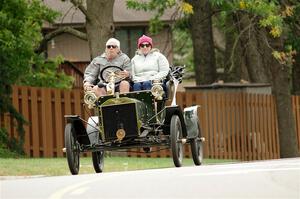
[64,65,204,175]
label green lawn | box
[0,156,237,176]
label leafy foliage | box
[173,26,194,72]
[285,4,300,51]
[272,46,296,67]
[210,0,284,37]
[180,2,193,14]
[127,0,174,33]
[210,0,300,67]
[126,0,192,34]
[18,55,74,89]
[127,0,299,75]
[0,0,72,155]
[0,128,24,157]
[127,0,195,70]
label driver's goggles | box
[106,45,118,49]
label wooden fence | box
[59,61,88,89]
[1,86,300,160]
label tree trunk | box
[86,0,115,59]
[236,12,299,157]
[187,0,216,85]
[271,60,299,157]
[267,37,299,157]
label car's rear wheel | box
[65,123,80,175]
[170,115,183,167]
[190,123,203,165]
[92,150,104,173]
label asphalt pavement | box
[1,158,300,199]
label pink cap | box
[138,35,153,47]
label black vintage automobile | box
[64,65,204,175]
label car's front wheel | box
[65,123,80,175]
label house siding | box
[47,33,91,62]
[47,27,173,63]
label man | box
[83,38,131,96]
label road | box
[1,158,300,199]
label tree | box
[128,0,299,157]
[288,5,300,95]
[127,0,217,84]
[0,0,73,154]
[222,14,248,82]
[38,0,115,59]
[77,0,115,59]
[186,0,217,84]
[210,0,299,157]
[293,53,300,94]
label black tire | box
[190,123,203,165]
[92,151,104,173]
[170,115,184,167]
[65,123,80,175]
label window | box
[115,28,145,58]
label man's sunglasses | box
[140,44,151,48]
[106,45,117,49]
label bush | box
[0,128,24,158]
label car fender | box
[65,115,90,145]
[164,106,187,137]
[183,105,200,139]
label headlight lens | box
[151,84,164,100]
[84,91,97,109]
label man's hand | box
[116,70,129,78]
[83,82,93,91]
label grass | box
[0,156,237,176]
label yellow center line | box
[48,174,115,199]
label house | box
[43,0,175,88]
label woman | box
[131,35,170,91]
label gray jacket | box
[83,52,131,84]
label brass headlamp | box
[84,91,97,109]
[151,79,164,100]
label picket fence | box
[1,86,300,160]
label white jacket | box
[131,48,170,82]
